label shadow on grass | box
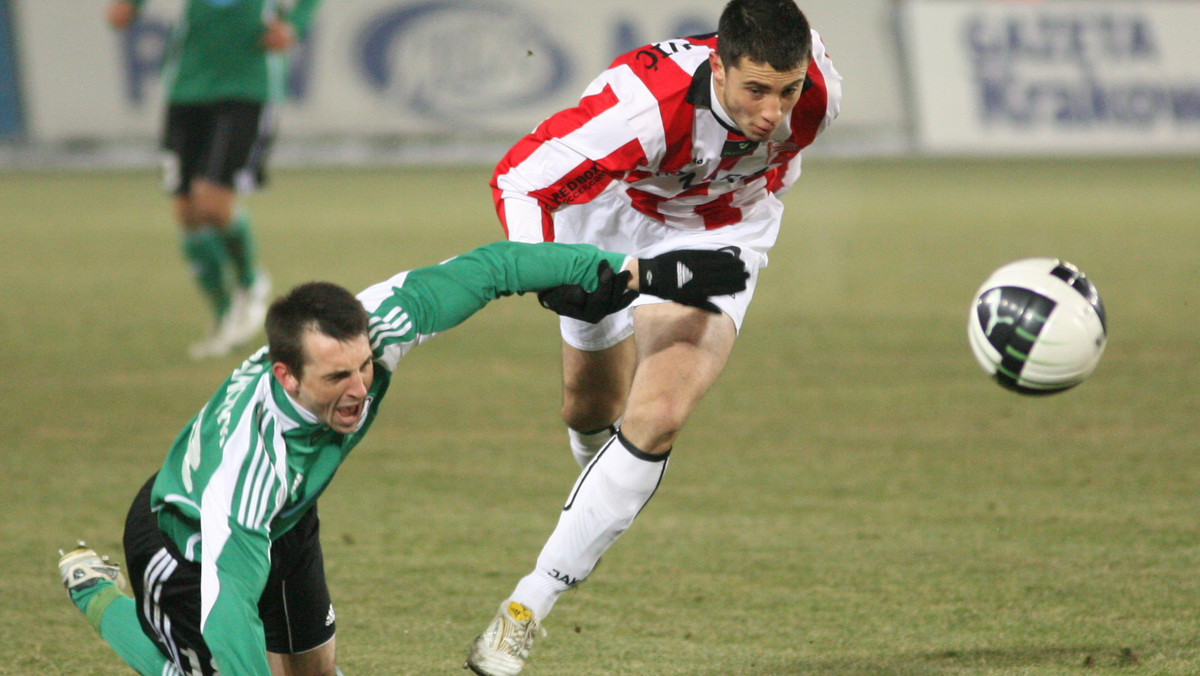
[760,644,1145,675]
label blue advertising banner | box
[0,0,23,139]
[12,0,904,147]
[15,0,713,143]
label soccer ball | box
[967,258,1107,395]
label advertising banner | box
[0,0,22,138]
[901,0,1200,154]
[16,0,713,143]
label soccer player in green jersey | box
[57,241,747,676]
[106,0,323,359]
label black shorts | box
[161,101,275,196]
[123,474,335,675]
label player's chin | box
[746,127,774,141]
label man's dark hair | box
[717,0,812,72]
[266,282,370,377]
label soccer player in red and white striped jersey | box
[493,27,838,241]
[468,2,842,674]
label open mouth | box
[334,401,363,426]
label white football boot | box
[464,601,545,676]
[227,269,271,349]
[58,542,126,594]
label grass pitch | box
[2,157,1198,674]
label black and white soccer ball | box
[967,258,1107,395]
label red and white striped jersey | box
[493,30,842,243]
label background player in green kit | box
[57,241,747,676]
[106,0,323,359]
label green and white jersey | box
[148,241,626,674]
[130,0,321,103]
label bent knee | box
[189,180,236,226]
[621,404,691,454]
[561,391,625,433]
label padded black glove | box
[638,249,749,312]
[537,259,638,323]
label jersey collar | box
[687,60,743,136]
[267,374,374,436]
[269,376,322,429]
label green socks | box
[182,228,231,319]
[70,582,173,676]
[218,212,260,289]
[182,214,262,324]
[69,580,124,632]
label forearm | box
[621,258,640,291]
[204,621,272,675]
[202,577,272,675]
[403,241,630,333]
[199,519,274,675]
[476,241,629,294]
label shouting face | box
[273,329,374,434]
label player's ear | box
[709,50,724,76]
[272,361,300,395]
[709,51,728,93]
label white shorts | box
[549,187,783,351]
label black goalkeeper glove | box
[537,259,638,323]
[638,249,749,313]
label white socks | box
[510,432,669,620]
[567,421,620,469]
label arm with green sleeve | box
[358,241,629,370]
[188,402,285,676]
[201,520,275,676]
[283,0,322,39]
[390,241,631,333]
[358,240,749,370]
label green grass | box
[2,157,1198,674]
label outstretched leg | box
[59,544,177,676]
[466,304,737,675]
[560,336,635,468]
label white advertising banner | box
[901,0,1200,154]
[17,0,717,143]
